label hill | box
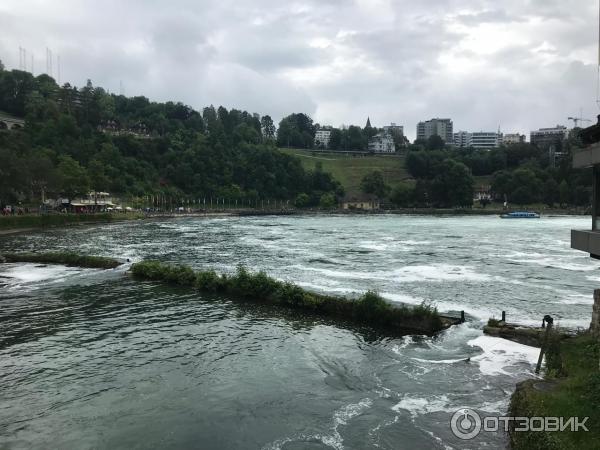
[0,66,341,208]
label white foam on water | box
[294,266,382,280]
[467,336,540,376]
[293,263,492,285]
[558,294,594,305]
[295,281,357,296]
[507,256,600,272]
[411,357,468,365]
[359,241,389,251]
[0,263,84,285]
[392,394,454,417]
[392,335,416,352]
[390,264,491,283]
[382,293,497,322]
[399,240,432,246]
[380,292,425,305]
[416,427,456,450]
[261,398,373,450]
[479,398,510,414]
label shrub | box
[354,291,391,323]
[544,330,566,377]
[488,318,501,327]
[194,270,222,292]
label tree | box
[405,151,430,178]
[276,113,315,148]
[260,115,276,142]
[360,171,390,198]
[0,59,4,71]
[329,128,342,150]
[430,160,474,207]
[543,178,559,207]
[319,193,336,208]
[426,135,445,151]
[512,186,535,205]
[559,180,570,207]
[295,193,310,207]
[390,183,413,207]
[57,155,90,199]
[27,151,58,202]
[347,125,366,150]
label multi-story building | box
[416,118,453,143]
[453,131,503,149]
[453,131,470,148]
[368,132,395,153]
[503,133,526,145]
[470,132,503,149]
[315,127,332,149]
[530,125,569,150]
[383,123,404,137]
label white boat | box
[500,211,540,219]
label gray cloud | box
[0,0,597,139]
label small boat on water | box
[500,211,540,219]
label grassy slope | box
[509,334,600,450]
[278,148,412,197]
[279,148,494,199]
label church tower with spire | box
[365,117,372,129]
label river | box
[0,215,597,449]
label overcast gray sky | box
[0,0,598,140]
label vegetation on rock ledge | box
[130,260,443,334]
[1,252,122,269]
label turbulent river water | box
[0,215,597,449]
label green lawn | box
[279,148,412,197]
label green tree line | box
[0,64,341,207]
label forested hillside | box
[0,63,341,207]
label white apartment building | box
[453,131,503,149]
[470,132,503,149]
[368,132,395,153]
[315,128,332,149]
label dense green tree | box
[559,180,570,207]
[347,125,366,150]
[276,113,315,148]
[426,135,445,151]
[57,155,90,199]
[390,183,413,207]
[295,193,310,207]
[329,128,342,150]
[319,193,336,208]
[360,171,390,198]
[543,178,560,207]
[430,159,473,207]
[260,115,276,142]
